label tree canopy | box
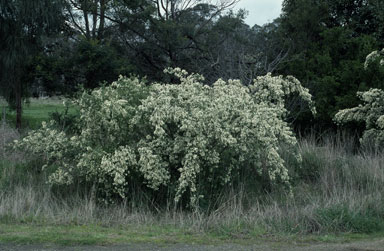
[1,0,384,133]
[0,0,65,128]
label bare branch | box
[66,5,87,36]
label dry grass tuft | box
[0,122,20,162]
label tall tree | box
[0,0,65,129]
[65,0,113,40]
[278,0,384,130]
[107,0,240,81]
[204,17,289,84]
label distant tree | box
[277,0,384,130]
[204,17,289,85]
[62,0,289,87]
[326,0,384,40]
[65,0,122,40]
[33,37,136,93]
[106,0,240,81]
[0,0,65,129]
[69,38,134,89]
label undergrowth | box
[1,123,384,236]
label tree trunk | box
[1,106,5,127]
[91,0,98,38]
[82,0,91,39]
[98,0,106,39]
[15,81,22,130]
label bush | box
[14,69,314,208]
[335,49,384,151]
[49,104,78,134]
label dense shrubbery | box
[335,49,384,150]
[14,69,314,207]
[334,88,384,150]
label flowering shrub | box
[334,88,384,150]
[364,49,384,69]
[15,76,150,199]
[335,50,384,150]
[15,69,314,207]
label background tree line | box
[1,0,384,131]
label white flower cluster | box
[251,73,316,115]
[14,70,315,206]
[15,76,149,199]
[334,88,384,149]
[364,48,384,69]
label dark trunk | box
[83,0,91,39]
[91,1,98,38]
[15,81,22,130]
[1,106,5,126]
[98,0,106,39]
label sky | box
[233,0,284,27]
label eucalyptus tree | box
[203,18,290,85]
[106,0,240,81]
[62,0,285,87]
[65,0,132,40]
[114,0,287,84]
[0,0,66,129]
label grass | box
[1,97,77,129]
[0,223,221,246]
[1,99,384,246]
[1,223,383,246]
[1,144,383,246]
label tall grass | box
[1,124,384,236]
[0,122,20,162]
[269,133,384,234]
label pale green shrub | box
[335,50,384,150]
[14,69,314,207]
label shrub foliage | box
[335,49,384,150]
[15,69,314,207]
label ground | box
[1,224,383,251]
[1,239,384,251]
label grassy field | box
[1,97,77,129]
[1,98,384,247]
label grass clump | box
[315,205,384,233]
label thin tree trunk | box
[1,106,5,127]
[82,0,91,39]
[98,0,106,39]
[92,0,98,38]
[15,81,22,130]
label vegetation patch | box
[13,69,315,208]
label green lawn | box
[1,97,77,129]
